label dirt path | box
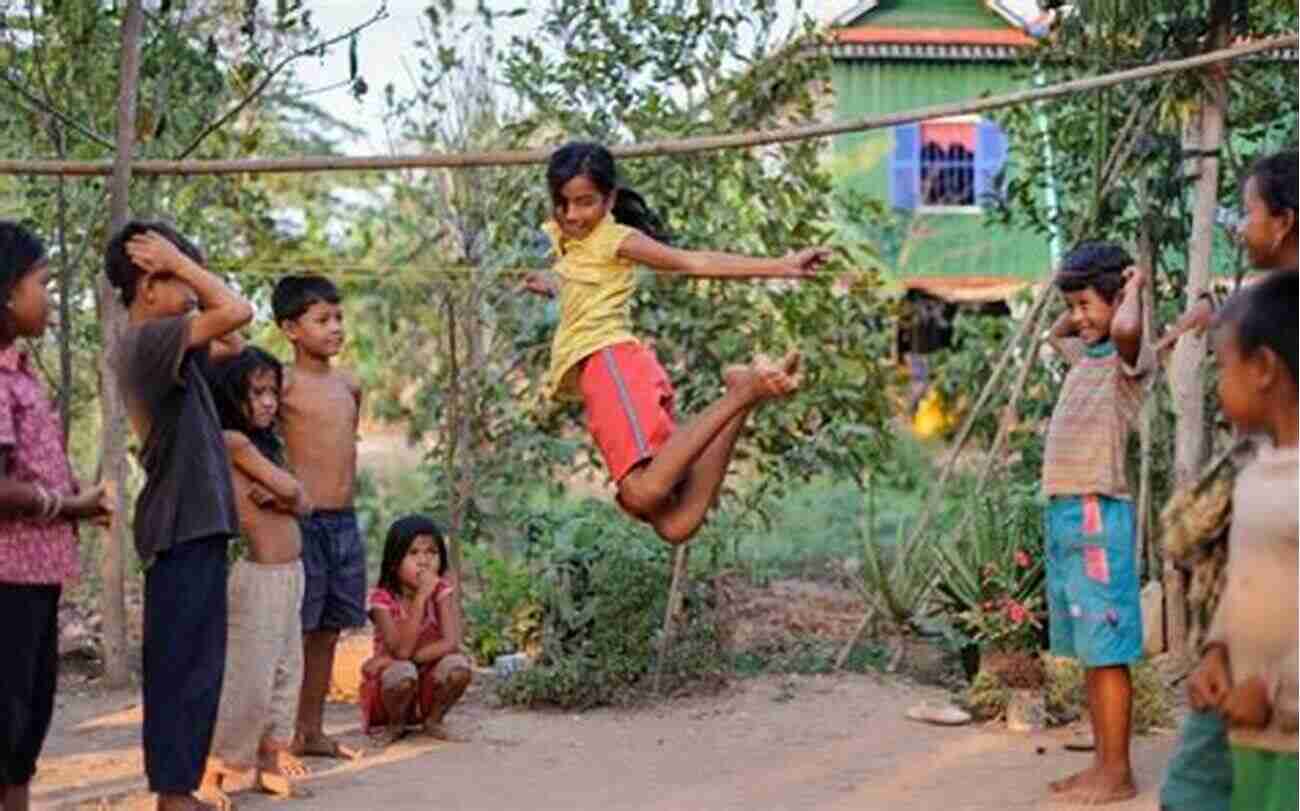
[36,673,1175,811]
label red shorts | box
[579,341,677,484]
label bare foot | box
[291,732,360,760]
[367,723,405,748]
[723,355,800,403]
[1050,768,1137,805]
[156,793,222,811]
[191,786,232,811]
[256,769,314,800]
[423,718,469,742]
[1048,765,1095,794]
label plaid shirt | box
[0,346,79,584]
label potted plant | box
[930,487,1046,681]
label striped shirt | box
[1042,339,1150,499]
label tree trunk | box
[1166,0,1231,656]
[96,0,145,688]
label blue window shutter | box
[974,120,1009,205]
[890,123,921,210]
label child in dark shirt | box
[106,222,252,811]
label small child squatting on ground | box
[0,222,112,811]
[524,141,829,546]
[107,222,253,811]
[1041,241,1151,805]
[199,347,315,806]
[361,515,473,746]
[1185,274,1298,811]
[272,276,365,762]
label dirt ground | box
[35,427,1180,810]
[34,671,1177,811]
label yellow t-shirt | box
[542,214,640,402]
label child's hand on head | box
[782,247,832,279]
[1221,675,1272,728]
[1121,265,1147,293]
[125,231,190,274]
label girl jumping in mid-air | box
[524,141,829,545]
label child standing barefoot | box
[1190,274,1297,811]
[360,516,473,745]
[1041,242,1151,805]
[199,347,313,805]
[272,276,364,762]
[524,142,829,545]
[106,222,253,811]
[0,223,112,811]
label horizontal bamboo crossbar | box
[0,35,1293,177]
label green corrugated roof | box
[843,0,1012,30]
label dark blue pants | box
[143,536,228,794]
[0,583,59,786]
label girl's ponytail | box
[547,141,672,244]
[611,186,671,244]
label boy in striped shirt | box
[1041,241,1151,805]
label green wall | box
[830,60,1053,281]
[846,0,1011,29]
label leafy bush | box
[495,500,728,709]
[1043,656,1173,733]
[930,479,1046,650]
[461,544,539,666]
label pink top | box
[366,582,454,659]
[0,347,79,585]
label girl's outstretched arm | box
[617,231,830,280]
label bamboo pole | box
[654,544,691,696]
[95,0,145,689]
[0,35,1291,178]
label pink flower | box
[1005,600,1029,625]
[1015,550,1032,568]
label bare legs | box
[618,353,801,545]
[1049,665,1137,804]
[371,663,472,745]
[422,666,472,741]
[292,630,358,760]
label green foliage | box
[460,542,539,665]
[362,0,899,559]
[857,482,935,631]
[733,638,889,677]
[930,479,1047,649]
[1043,656,1174,733]
[963,670,1012,720]
[494,499,727,709]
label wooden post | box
[654,544,690,695]
[95,0,145,688]
[1165,0,1231,656]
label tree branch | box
[175,5,388,160]
[0,70,115,150]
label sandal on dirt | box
[293,735,361,760]
[257,771,315,799]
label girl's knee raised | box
[447,666,472,690]
[381,660,418,694]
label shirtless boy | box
[272,276,363,761]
